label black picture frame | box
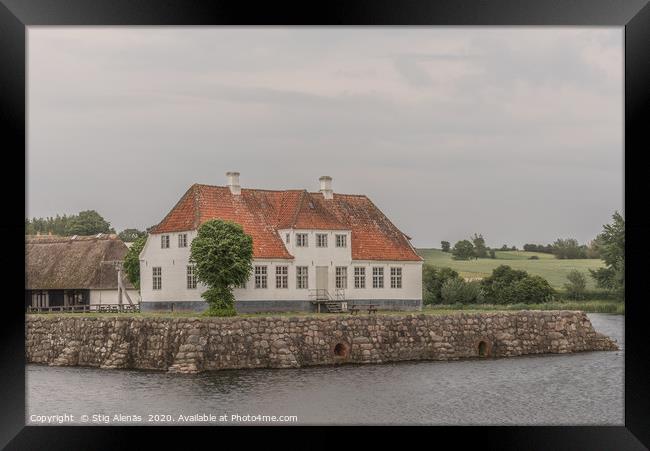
[1,1,648,448]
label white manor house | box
[139,173,423,313]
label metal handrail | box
[308,288,331,300]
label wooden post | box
[112,263,134,306]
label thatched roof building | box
[25,234,135,290]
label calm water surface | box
[26,313,623,425]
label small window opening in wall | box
[478,341,488,357]
[333,342,350,358]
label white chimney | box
[226,171,241,195]
[319,176,333,200]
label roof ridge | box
[193,183,366,196]
[308,192,367,198]
[25,234,120,243]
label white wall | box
[140,230,199,302]
[140,230,422,303]
[90,289,141,305]
[278,228,352,266]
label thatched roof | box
[25,234,135,290]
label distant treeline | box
[523,239,600,259]
[25,210,114,236]
[25,210,147,242]
[442,235,600,260]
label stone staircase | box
[324,301,343,313]
[309,288,346,313]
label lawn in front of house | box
[27,309,508,320]
[26,298,623,320]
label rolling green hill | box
[417,248,605,290]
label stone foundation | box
[25,311,618,374]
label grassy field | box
[425,300,623,314]
[417,248,605,290]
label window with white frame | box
[237,280,247,289]
[178,233,188,248]
[335,266,347,289]
[390,267,402,288]
[276,266,288,289]
[316,233,328,247]
[296,233,308,247]
[354,267,366,289]
[187,265,197,289]
[254,266,268,289]
[296,266,309,289]
[161,235,170,249]
[152,267,162,290]
[372,267,384,288]
[335,234,347,248]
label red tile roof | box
[151,184,422,261]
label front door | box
[316,266,328,299]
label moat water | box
[26,313,623,425]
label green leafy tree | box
[589,212,624,299]
[64,210,114,235]
[440,278,485,305]
[190,220,253,316]
[509,275,555,304]
[481,265,554,304]
[422,265,461,305]
[564,270,587,300]
[119,228,147,242]
[471,233,488,258]
[451,240,475,260]
[585,239,601,259]
[123,236,147,289]
[481,265,528,302]
[440,241,451,252]
[552,238,586,259]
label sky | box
[27,27,623,248]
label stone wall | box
[25,311,618,374]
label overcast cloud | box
[27,27,623,248]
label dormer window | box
[178,234,188,248]
[316,234,328,248]
[296,233,308,247]
[336,234,347,248]
[161,235,170,249]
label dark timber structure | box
[25,234,135,310]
